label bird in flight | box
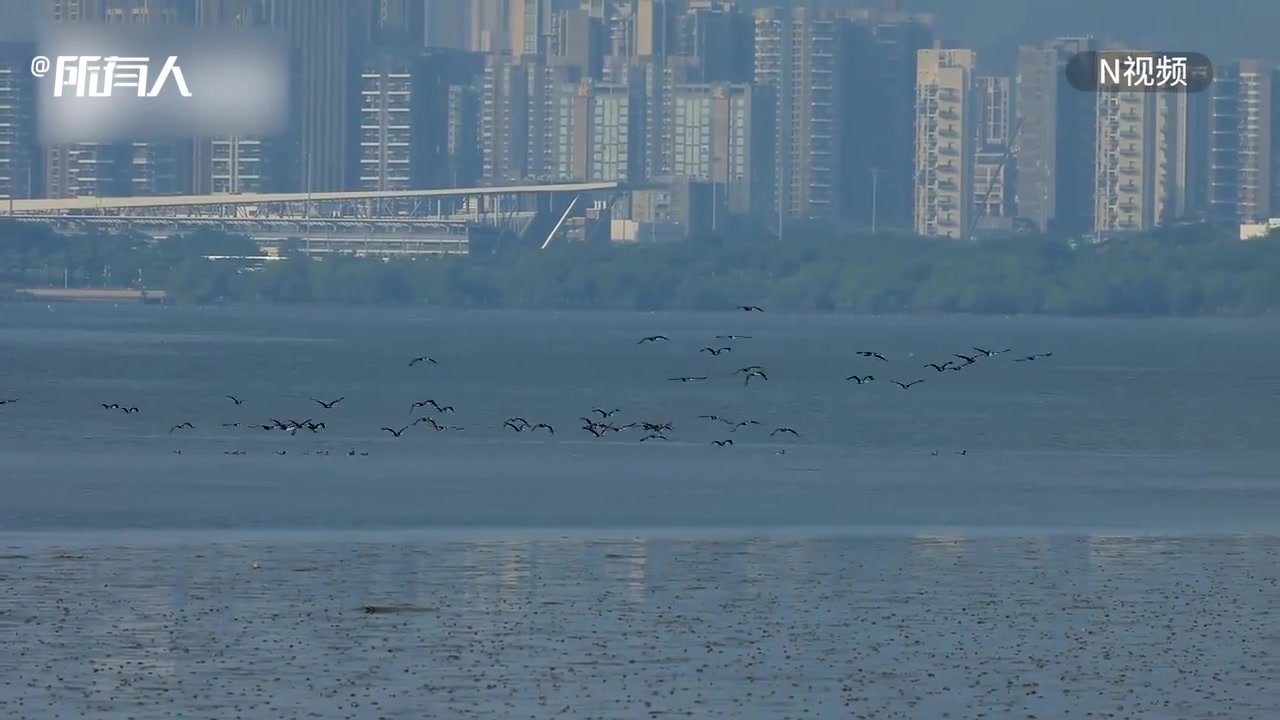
[953,353,978,365]
[640,433,668,442]
[698,414,729,423]
[973,346,1011,357]
[731,420,760,432]
[409,356,438,367]
[892,380,925,390]
[226,395,244,406]
[700,346,732,355]
[638,335,669,344]
[531,423,555,435]
[770,427,800,437]
[101,403,119,410]
[738,305,764,312]
[716,335,752,340]
[415,416,444,432]
[381,425,411,438]
[593,407,620,419]
[924,362,953,372]
[504,417,531,432]
[741,369,768,386]
[169,422,194,434]
[312,397,344,409]
[857,351,888,362]
[221,422,241,428]
[845,374,874,384]
[120,406,139,414]
[0,398,17,405]
[712,439,734,447]
[411,399,453,413]
[1014,352,1053,362]
[669,376,708,382]
[582,423,605,437]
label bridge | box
[2,182,623,257]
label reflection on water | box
[1,533,1277,719]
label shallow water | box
[1,305,1278,717]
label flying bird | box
[857,351,888,362]
[531,423,555,435]
[582,424,605,437]
[712,439,734,447]
[593,407,620,419]
[638,335,669,344]
[409,356,438,366]
[1014,352,1053,362]
[168,422,194,434]
[700,346,732,355]
[312,397,344,409]
[846,374,874,384]
[953,353,978,365]
[737,305,764,312]
[742,369,768,386]
[640,433,668,442]
[381,425,411,438]
[924,362,952,372]
[669,376,708,382]
[973,346,1011,357]
[731,420,760,432]
[226,395,244,406]
[770,427,800,437]
[221,422,241,428]
[892,380,925,390]
[0,399,15,405]
[715,335,752,340]
[101,403,119,410]
[120,406,139,414]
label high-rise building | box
[470,0,511,53]
[193,0,285,194]
[753,7,846,221]
[511,0,554,58]
[972,75,1015,231]
[675,4,754,83]
[1207,60,1275,225]
[1014,37,1097,235]
[668,82,774,214]
[264,0,370,192]
[424,0,470,49]
[0,42,40,200]
[554,74,645,182]
[551,8,605,79]
[44,0,196,198]
[481,55,530,181]
[914,48,977,239]
[841,10,934,230]
[1093,72,1207,234]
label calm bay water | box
[0,304,1277,718]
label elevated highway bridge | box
[1,182,622,257]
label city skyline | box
[0,0,1278,242]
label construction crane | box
[967,117,1022,241]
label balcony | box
[939,144,958,156]
[939,126,959,138]
[1120,166,1139,176]
[938,108,958,120]
[938,180,958,191]
[937,163,959,175]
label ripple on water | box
[0,534,1277,719]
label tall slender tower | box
[914,48,976,239]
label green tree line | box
[2,219,1279,316]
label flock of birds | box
[0,305,1053,457]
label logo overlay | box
[31,55,191,98]
[34,24,289,144]
[1066,51,1213,93]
